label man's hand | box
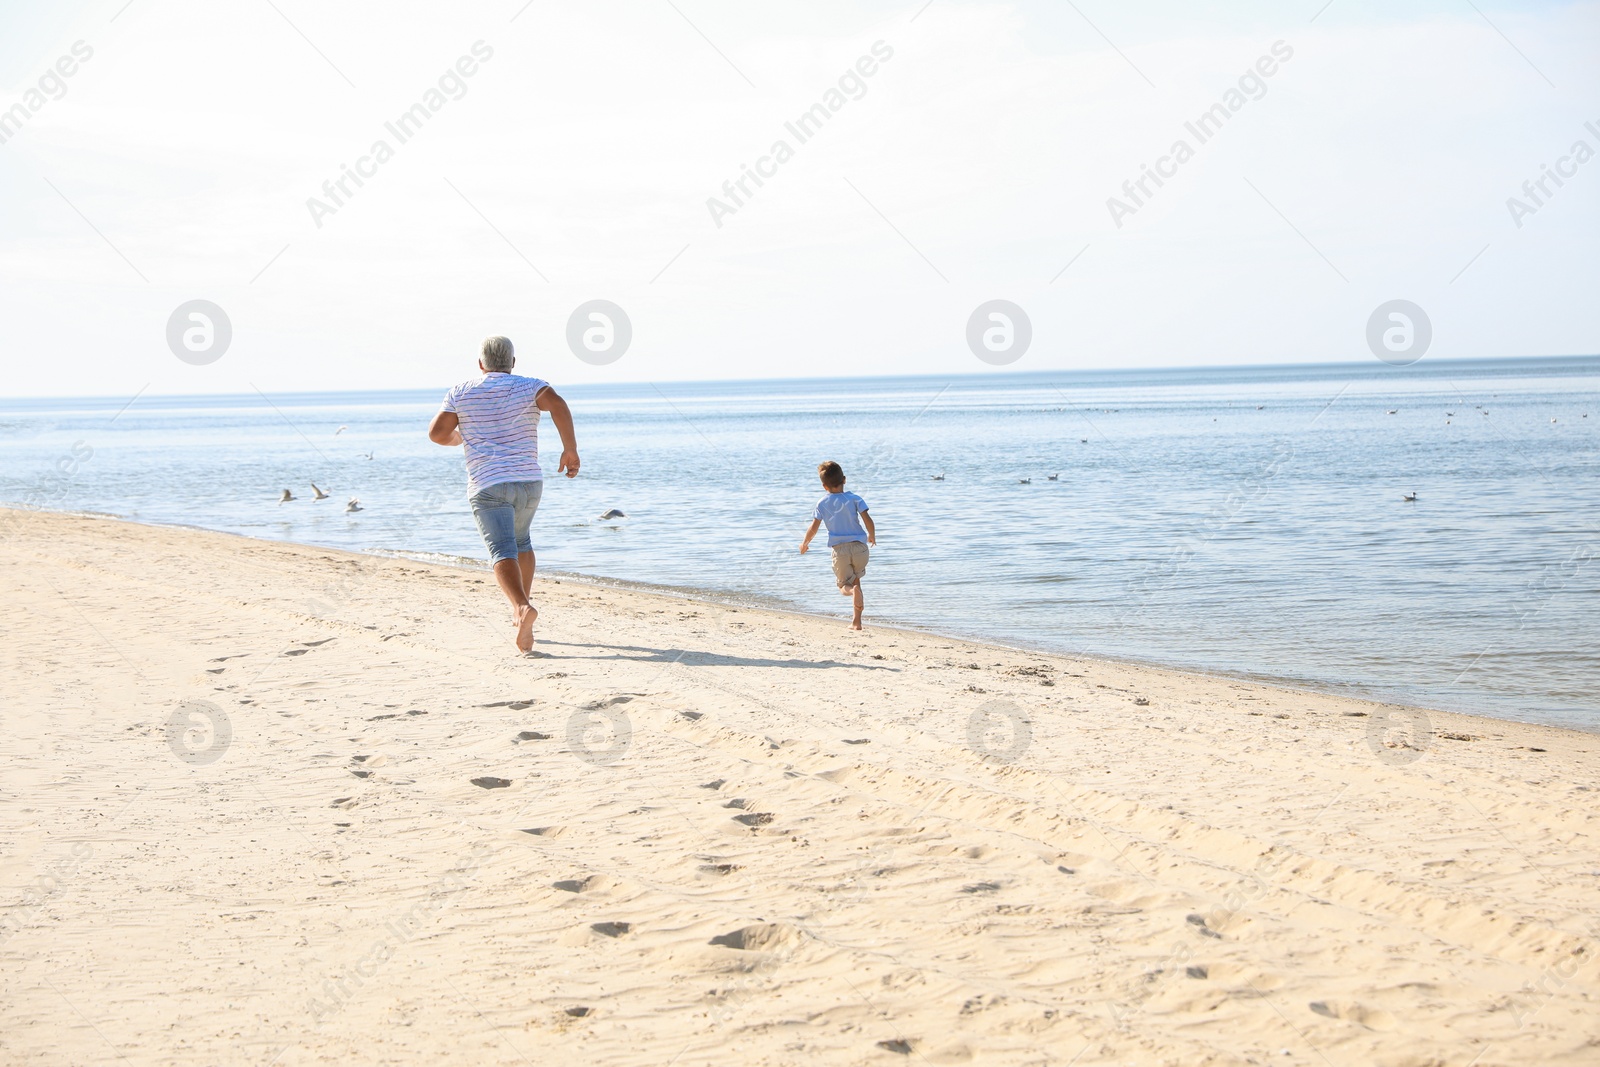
[558,450,580,478]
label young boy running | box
[799,460,876,630]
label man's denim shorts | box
[469,480,544,565]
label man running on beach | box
[428,335,579,653]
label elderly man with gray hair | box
[428,335,579,653]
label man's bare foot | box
[850,621,863,630]
[513,603,538,653]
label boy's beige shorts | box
[830,541,869,587]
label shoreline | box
[5,505,1598,1065]
[11,504,1594,738]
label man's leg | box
[491,559,538,653]
[473,487,538,653]
[518,551,535,597]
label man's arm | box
[799,518,822,553]
[861,509,876,545]
[428,410,462,446]
[536,387,580,478]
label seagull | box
[359,451,374,461]
[1019,478,1031,485]
[345,497,363,513]
[334,425,348,435]
[1387,410,1398,415]
[1445,412,1455,417]
[1552,418,1558,424]
[1080,438,1088,444]
[311,483,329,500]
[1047,473,1059,481]
[931,473,945,481]
[279,489,294,503]
[598,508,625,520]
[1403,492,1418,502]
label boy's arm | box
[862,509,876,545]
[799,518,822,553]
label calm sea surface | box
[3,358,1597,731]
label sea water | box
[2,357,1596,730]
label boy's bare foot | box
[849,621,863,631]
[513,603,538,653]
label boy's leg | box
[850,581,864,629]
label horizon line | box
[1,352,1596,405]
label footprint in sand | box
[698,863,740,876]
[590,921,631,938]
[521,826,568,838]
[709,923,804,951]
[553,874,612,893]
[515,731,551,742]
[734,812,774,827]
[283,649,310,657]
[480,700,536,710]
[330,797,358,809]
[1309,1001,1397,1031]
[471,777,513,790]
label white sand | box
[1,509,1596,1066]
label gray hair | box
[481,335,515,372]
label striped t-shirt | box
[441,373,550,490]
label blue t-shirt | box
[814,492,869,546]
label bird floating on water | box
[279,489,294,503]
[1387,410,1398,415]
[1019,478,1031,485]
[598,509,625,521]
[1047,473,1059,481]
[931,473,945,481]
[345,497,363,513]
[359,451,374,461]
[311,483,329,500]
[1403,492,1418,502]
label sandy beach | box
[1,507,1596,1066]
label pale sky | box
[0,0,1595,396]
